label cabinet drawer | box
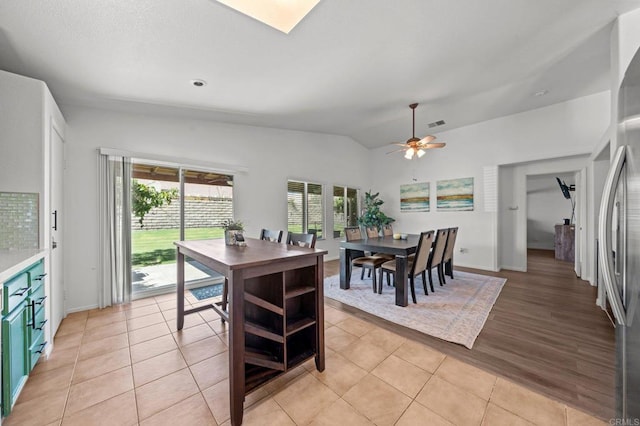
[29,329,46,369]
[30,303,47,337]
[30,281,46,310]
[28,260,46,286]
[3,272,30,316]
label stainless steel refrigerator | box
[599,46,640,421]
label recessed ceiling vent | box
[428,120,446,128]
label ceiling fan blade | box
[391,142,408,147]
[418,135,436,144]
[386,148,407,154]
[423,142,446,149]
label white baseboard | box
[499,265,527,272]
[65,304,98,315]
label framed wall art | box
[400,182,430,212]
[436,177,474,211]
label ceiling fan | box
[388,103,446,159]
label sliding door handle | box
[52,210,58,231]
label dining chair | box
[365,226,380,238]
[366,225,394,262]
[442,227,458,279]
[286,232,317,248]
[380,230,434,303]
[382,224,394,236]
[260,228,283,243]
[427,228,449,289]
[345,226,387,293]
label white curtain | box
[98,153,132,308]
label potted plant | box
[222,218,244,246]
[357,191,395,234]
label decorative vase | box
[225,230,243,246]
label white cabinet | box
[0,70,66,343]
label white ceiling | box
[1,0,639,148]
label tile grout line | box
[129,302,143,425]
[56,317,86,424]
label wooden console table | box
[174,238,326,425]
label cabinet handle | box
[34,273,47,281]
[36,296,47,305]
[37,319,48,331]
[35,341,47,354]
[12,287,29,297]
[30,300,36,328]
[52,210,57,231]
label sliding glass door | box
[130,162,233,298]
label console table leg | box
[229,269,245,425]
[315,258,325,372]
[176,250,185,331]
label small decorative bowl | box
[400,233,408,240]
[393,233,401,240]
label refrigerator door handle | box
[598,145,627,326]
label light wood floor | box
[324,249,615,419]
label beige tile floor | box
[4,293,607,426]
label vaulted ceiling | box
[1,0,639,148]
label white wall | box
[526,172,575,250]
[370,91,610,271]
[0,71,46,246]
[61,105,371,312]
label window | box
[287,180,324,239]
[333,186,359,238]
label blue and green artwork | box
[436,177,474,211]
[400,182,430,212]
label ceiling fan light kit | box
[389,103,446,160]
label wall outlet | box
[459,248,468,253]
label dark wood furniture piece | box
[442,227,458,279]
[344,227,387,293]
[381,231,434,302]
[554,224,575,262]
[428,228,449,287]
[365,226,394,261]
[175,238,326,425]
[286,232,317,248]
[259,228,283,243]
[340,234,420,307]
[222,229,285,318]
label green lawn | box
[132,227,223,266]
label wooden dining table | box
[339,234,420,307]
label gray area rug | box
[324,270,506,349]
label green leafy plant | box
[357,191,395,229]
[221,218,244,231]
[132,180,178,227]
